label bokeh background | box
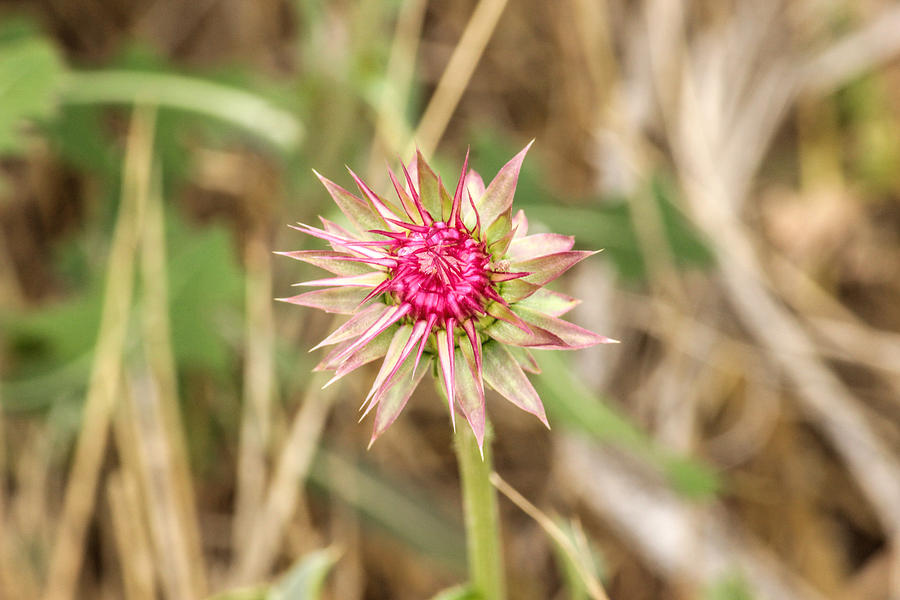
[1,1,900,599]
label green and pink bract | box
[279,144,616,449]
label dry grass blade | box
[139,166,208,596]
[232,376,336,585]
[802,4,900,96]
[120,371,198,600]
[643,0,900,541]
[233,230,276,553]
[490,472,610,600]
[43,105,156,600]
[367,0,427,176]
[558,437,828,600]
[410,0,510,157]
[106,471,156,600]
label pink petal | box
[506,346,540,373]
[435,322,457,430]
[311,303,391,351]
[514,288,580,317]
[359,325,413,412]
[454,345,485,451]
[486,221,517,254]
[461,169,486,230]
[277,287,372,314]
[511,209,528,239]
[401,161,433,225]
[362,319,429,408]
[481,341,548,427]
[319,329,394,385]
[368,356,430,447]
[388,168,424,225]
[477,141,532,231]
[513,250,598,287]
[449,148,470,226]
[328,303,411,363]
[293,222,388,259]
[508,233,575,262]
[515,305,618,349]
[314,170,387,236]
[483,317,565,348]
[498,278,541,303]
[466,169,486,200]
[276,250,393,275]
[488,270,528,283]
[485,301,532,334]
[293,271,387,288]
[415,150,443,221]
[346,168,404,225]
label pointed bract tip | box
[284,143,618,446]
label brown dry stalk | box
[411,0,510,158]
[43,106,155,600]
[233,230,276,552]
[119,372,198,600]
[558,437,829,600]
[106,471,156,600]
[640,0,900,582]
[367,0,427,177]
[231,377,336,584]
[139,167,208,596]
[490,472,611,600]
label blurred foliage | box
[430,585,479,600]
[1,213,244,410]
[551,518,606,600]
[837,75,900,195]
[208,548,339,600]
[704,573,754,600]
[3,1,896,598]
[309,447,467,572]
[469,133,715,281]
[536,352,721,499]
[0,19,63,156]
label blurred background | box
[1,0,899,599]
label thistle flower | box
[279,144,616,449]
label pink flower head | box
[279,144,616,449]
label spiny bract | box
[279,144,616,449]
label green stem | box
[454,423,505,600]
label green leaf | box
[430,585,480,600]
[59,69,303,152]
[205,587,268,600]
[308,447,466,572]
[704,572,754,600]
[550,518,606,600]
[535,352,721,499]
[266,548,339,600]
[0,24,65,154]
[203,549,339,600]
[0,213,244,412]
[166,218,244,375]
